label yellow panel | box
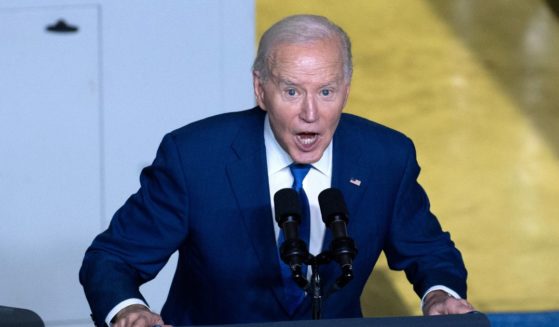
[256,0,559,315]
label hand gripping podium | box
[189,313,490,327]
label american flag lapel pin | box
[349,178,361,186]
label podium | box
[191,313,490,327]
[0,306,44,327]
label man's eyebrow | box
[276,78,341,88]
[321,81,340,87]
[276,78,298,86]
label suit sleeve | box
[79,133,189,326]
[383,137,468,299]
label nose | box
[300,94,318,123]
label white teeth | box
[298,134,317,145]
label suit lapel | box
[320,117,371,292]
[331,124,369,225]
[225,109,290,314]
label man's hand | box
[112,304,168,327]
[422,290,476,315]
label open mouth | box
[296,132,319,146]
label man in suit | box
[80,15,475,327]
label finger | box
[426,297,474,315]
[447,299,476,314]
[152,315,165,324]
[122,312,154,327]
[151,317,165,327]
[130,315,150,327]
[425,302,446,315]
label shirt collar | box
[264,114,332,177]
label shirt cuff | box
[105,298,148,327]
[420,285,461,311]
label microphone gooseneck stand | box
[301,247,356,320]
[276,187,357,320]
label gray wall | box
[0,0,255,325]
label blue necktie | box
[278,163,311,315]
[290,164,311,250]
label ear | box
[341,82,351,109]
[253,71,267,111]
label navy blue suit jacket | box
[80,107,467,326]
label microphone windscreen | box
[318,188,349,223]
[274,188,301,224]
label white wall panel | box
[0,4,101,324]
[0,1,254,325]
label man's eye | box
[321,89,331,96]
[286,88,297,96]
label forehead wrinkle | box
[271,68,343,85]
[266,44,346,87]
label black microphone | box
[318,188,357,288]
[274,188,309,288]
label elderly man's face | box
[254,38,350,164]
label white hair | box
[252,15,353,82]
